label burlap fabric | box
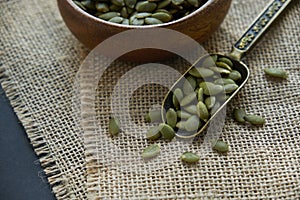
[0,0,299,199]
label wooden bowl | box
[57,0,231,61]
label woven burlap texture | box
[0,0,299,199]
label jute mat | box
[0,0,299,199]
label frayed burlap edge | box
[0,65,71,199]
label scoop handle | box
[229,0,292,61]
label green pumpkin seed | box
[210,102,221,115]
[109,117,120,136]
[214,78,236,85]
[201,56,215,68]
[224,83,239,94]
[111,0,125,7]
[130,17,144,25]
[183,105,198,115]
[151,12,172,22]
[177,110,192,119]
[109,4,122,11]
[81,0,95,10]
[144,17,163,25]
[136,1,157,12]
[185,115,200,132]
[209,66,231,75]
[181,152,200,163]
[144,110,162,122]
[142,144,160,159]
[213,140,229,153]
[120,7,129,18]
[125,0,136,9]
[204,96,216,109]
[159,123,176,140]
[166,108,177,128]
[180,92,197,107]
[108,16,124,23]
[188,67,214,78]
[197,88,204,102]
[215,61,232,71]
[244,115,265,125]
[176,121,186,129]
[183,76,197,95]
[187,0,199,7]
[218,57,233,67]
[157,0,171,9]
[172,0,184,6]
[146,126,161,140]
[228,70,242,82]
[122,18,129,24]
[127,6,135,14]
[233,108,246,123]
[95,2,109,12]
[99,12,120,20]
[173,88,183,109]
[200,82,224,95]
[136,12,152,18]
[74,1,87,11]
[264,68,288,79]
[197,101,209,121]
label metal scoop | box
[162,0,292,138]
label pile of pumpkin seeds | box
[73,0,208,25]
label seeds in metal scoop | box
[223,83,239,94]
[109,117,120,136]
[244,114,265,125]
[144,110,162,122]
[197,101,209,121]
[184,115,200,132]
[142,144,160,159]
[166,108,177,128]
[177,110,192,119]
[204,96,216,109]
[264,68,288,79]
[218,57,233,67]
[213,140,229,153]
[159,123,176,140]
[99,12,120,20]
[200,82,224,95]
[183,76,197,95]
[188,67,214,78]
[181,152,200,163]
[233,108,246,123]
[135,1,157,12]
[144,17,163,25]
[228,70,242,82]
[146,126,161,140]
[180,92,197,107]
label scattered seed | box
[244,114,266,125]
[109,117,120,136]
[146,125,162,140]
[233,108,246,123]
[213,140,229,153]
[142,144,160,159]
[144,110,162,122]
[181,152,200,163]
[264,68,288,79]
[159,123,176,140]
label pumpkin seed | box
[151,12,172,22]
[214,78,236,85]
[120,7,129,18]
[95,2,109,12]
[109,117,120,136]
[197,88,204,102]
[166,108,177,128]
[173,88,183,109]
[183,105,198,115]
[184,115,200,132]
[223,83,239,94]
[130,17,144,25]
[81,0,95,10]
[172,0,184,6]
[122,18,129,24]
[244,114,265,125]
[215,61,232,71]
[135,1,157,12]
[210,102,221,115]
[181,152,200,163]
[180,92,197,106]
[144,110,162,122]
[233,108,246,123]
[187,0,199,7]
[204,96,216,109]
[111,0,125,7]
[183,76,197,95]
[146,126,161,140]
[142,144,160,159]
[176,121,186,129]
[157,0,171,9]
[109,4,122,11]
[209,66,231,75]
[188,67,214,78]
[108,16,124,23]
[264,68,288,79]
[176,110,192,119]
[135,12,152,18]
[213,140,229,153]
[74,1,87,11]
[201,56,215,68]
[99,12,120,20]
[218,57,233,67]
[196,101,209,121]
[125,0,136,9]
[144,17,163,25]
[228,70,242,82]
[200,82,224,95]
[159,123,176,140]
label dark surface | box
[0,85,56,200]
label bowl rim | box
[64,0,215,28]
